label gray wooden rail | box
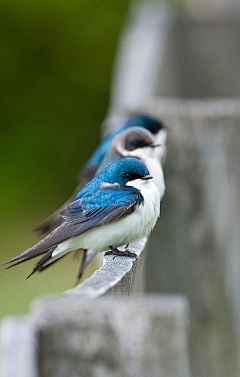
[1,1,240,376]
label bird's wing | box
[34,148,106,236]
[61,184,143,228]
[34,127,125,237]
[4,185,143,266]
[34,170,97,237]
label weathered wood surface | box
[156,15,240,99]
[143,11,240,377]
[0,316,39,377]
[63,238,147,299]
[186,0,240,17]
[36,296,190,377]
[144,101,240,377]
[105,0,173,128]
[0,295,190,377]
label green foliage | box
[0,0,129,317]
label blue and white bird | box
[4,158,160,283]
[98,126,166,199]
[35,114,167,236]
[84,114,167,175]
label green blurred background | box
[0,0,130,318]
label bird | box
[35,114,167,236]
[83,114,167,176]
[98,126,166,199]
[3,158,160,284]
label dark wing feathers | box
[4,222,76,265]
[4,187,143,267]
[34,169,100,237]
[26,248,56,278]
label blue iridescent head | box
[124,115,165,135]
[99,157,151,186]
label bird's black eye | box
[124,172,141,181]
[130,139,149,149]
[131,140,140,148]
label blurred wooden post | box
[186,0,240,17]
[145,101,240,377]
[36,296,190,377]
[103,2,240,377]
[0,232,190,377]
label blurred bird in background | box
[3,158,160,283]
[35,114,167,236]
[99,126,166,199]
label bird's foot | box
[105,247,138,260]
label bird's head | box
[124,114,166,135]
[124,115,168,162]
[113,126,161,159]
[100,157,152,187]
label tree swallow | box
[4,158,160,283]
[35,115,167,236]
[82,114,167,179]
[99,126,165,200]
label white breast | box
[52,178,160,258]
[84,178,160,251]
[126,178,160,233]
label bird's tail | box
[75,249,98,285]
[2,244,51,267]
[26,247,61,278]
[28,248,97,285]
[1,224,64,267]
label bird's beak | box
[142,174,153,180]
[149,143,161,148]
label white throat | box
[123,147,155,159]
[126,177,153,191]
